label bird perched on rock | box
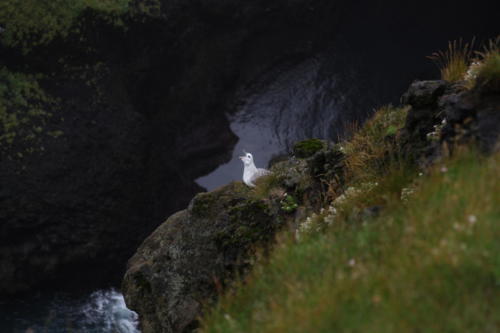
[239,150,270,187]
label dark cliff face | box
[0,0,341,295]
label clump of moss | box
[216,199,275,249]
[280,194,298,213]
[191,182,251,218]
[293,139,325,158]
[0,67,56,156]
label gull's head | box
[239,151,254,166]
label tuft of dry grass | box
[428,38,475,82]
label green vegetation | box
[344,105,409,183]
[428,36,500,89]
[0,0,130,49]
[0,67,56,155]
[200,102,500,331]
[293,139,326,158]
[474,37,500,91]
[280,194,298,213]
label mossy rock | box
[190,182,251,218]
[293,139,326,158]
[123,181,283,333]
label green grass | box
[474,37,500,92]
[200,149,500,332]
[344,105,409,183]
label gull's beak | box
[239,156,245,160]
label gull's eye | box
[247,154,251,158]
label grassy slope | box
[201,106,500,332]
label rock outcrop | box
[122,183,282,333]
[401,79,500,165]
[122,143,345,332]
[122,77,500,332]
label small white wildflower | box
[464,61,483,81]
[441,118,447,125]
[334,194,346,205]
[401,187,415,202]
[348,258,356,267]
[418,172,423,177]
[467,215,477,225]
[324,214,335,226]
[298,217,313,234]
[320,208,325,214]
[440,166,448,173]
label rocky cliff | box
[122,77,500,332]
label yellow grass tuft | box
[428,38,475,82]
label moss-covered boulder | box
[122,182,283,333]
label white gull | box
[239,151,270,187]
